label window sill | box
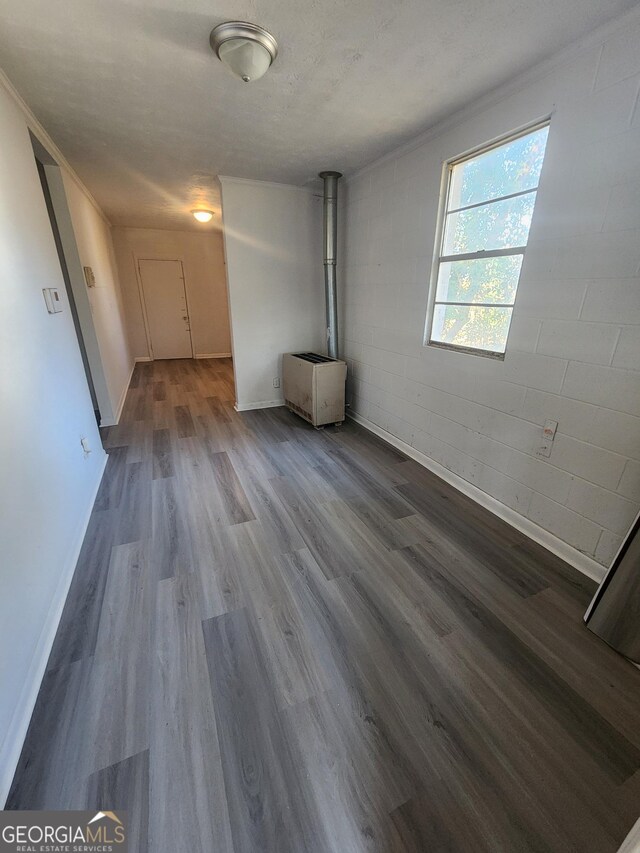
[425,340,506,360]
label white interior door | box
[138,259,193,359]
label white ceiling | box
[0,0,634,230]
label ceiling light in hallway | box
[209,22,278,83]
[192,209,214,223]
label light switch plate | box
[43,287,63,314]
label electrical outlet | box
[536,419,558,458]
[273,377,281,388]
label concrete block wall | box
[341,9,640,570]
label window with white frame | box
[426,122,549,357]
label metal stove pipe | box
[319,171,342,359]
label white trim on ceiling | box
[347,4,640,184]
[0,68,111,227]
[218,175,316,193]
[112,223,223,235]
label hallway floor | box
[8,358,640,851]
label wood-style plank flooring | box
[8,357,640,851]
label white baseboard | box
[234,399,284,412]
[0,452,109,807]
[348,411,606,585]
[100,361,136,428]
[134,354,232,363]
[135,354,232,362]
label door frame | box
[31,133,114,424]
[134,254,194,360]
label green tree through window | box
[428,123,549,356]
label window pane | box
[435,254,523,305]
[448,125,549,209]
[442,192,536,255]
[430,304,512,353]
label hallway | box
[8,358,640,851]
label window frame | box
[424,118,550,360]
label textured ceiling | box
[0,0,635,230]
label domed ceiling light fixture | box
[192,209,214,223]
[210,21,278,83]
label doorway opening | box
[34,155,101,424]
[31,132,115,428]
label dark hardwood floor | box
[8,357,640,851]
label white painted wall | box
[343,9,640,575]
[219,177,325,409]
[112,227,231,360]
[60,172,132,423]
[0,80,109,803]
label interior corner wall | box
[0,81,108,805]
[219,178,325,409]
[58,172,132,424]
[112,227,231,360]
[342,9,640,575]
